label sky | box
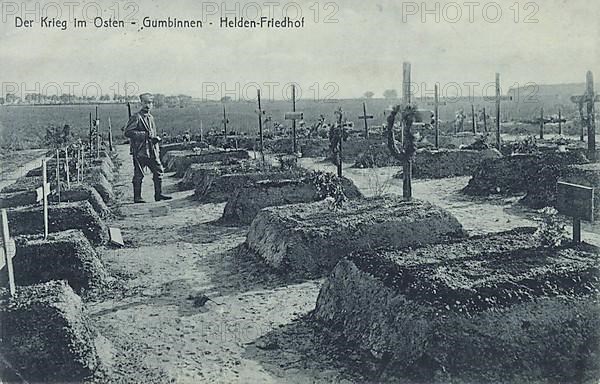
[0,0,598,100]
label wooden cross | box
[0,209,16,296]
[64,148,71,189]
[108,117,114,152]
[426,85,447,148]
[256,89,265,159]
[471,104,477,134]
[95,106,100,159]
[403,62,412,105]
[284,85,303,154]
[570,71,599,160]
[55,149,61,203]
[89,112,93,151]
[222,104,229,138]
[38,160,50,239]
[358,102,374,138]
[536,107,550,139]
[482,107,488,133]
[494,73,514,150]
[334,108,344,177]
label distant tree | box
[364,91,375,99]
[153,94,166,108]
[5,93,19,104]
[0,97,4,105]
[383,89,398,99]
[221,96,232,102]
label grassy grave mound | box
[0,280,101,383]
[179,161,222,190]
[0,189,39,208]
[313,232,600,383]
[2,230,109,292]
[392,148,502,179]
[48,184,110,218]
[162,150,188,170]
[223,173,363,225]
[89,158,114,180]
[6,201,109,245]
[85,170,114,204]
[246,197,466,276]
[179,158,256,191]
[159,140,209,159]
[0,175,67,194]
[169,149,251,177]
[463,151,589,197]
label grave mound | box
[463,151,589,196]
[313,230,600,382]
[89,159,114,180]
[246,197,466,276]
[170,149,251,177]
[223,175,363,225]
[179,161,222,190]
[196,168,305,203]
[162,150,188,170]
[393,148,502,179]
[85,170,114,204]
[0,280,101,382]
[6,201,109,245]
[159,141,209,158]
[3,230,109,292]
[179,158,255,191]
[1,176,66,194]
[0,190,39,208]
[48,185,110,218]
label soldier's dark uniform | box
[124,96,171,202]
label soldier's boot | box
[154,179,172,202]
[133,182,146,203]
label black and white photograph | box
[0,0,599,382]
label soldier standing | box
[125,93,172,203]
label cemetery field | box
[81,144,600,383]
[0,99,584,150]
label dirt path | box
[89,145,342,383]
[89,147,600,383]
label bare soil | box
[86,145,600,383]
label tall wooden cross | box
[108,117,114,151]
[482,107,487,133]
[55,149,61,203]
[256,89,264,159]
[64,148,71,189]
[95,106,100,158]
[284,85,303,154]
[426,84,447,148]
[0,209,16,296]
[494,73,514,150]
[222,104,229,138]
[358,102,374,139]
[37,160,51,239]
[88,112,93,151]
[570,70,599,161]
[334,108,344,177]
[471,104,477,133]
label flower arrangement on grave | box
[533,206,569,247]
[386,104,417,200]
[306,170,347,210]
